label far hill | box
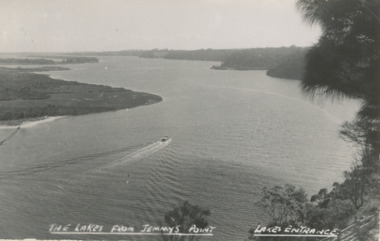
[42,47,308,80]
[213,46,307,75]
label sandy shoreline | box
[0,116,66,129]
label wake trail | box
[0,139,172,181]
[0,144,141,179]
[63,138,172,189]
[96,138,172,171]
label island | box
[0,67,162,126]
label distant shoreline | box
[0,56,99,65]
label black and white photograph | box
[0,0,379,240]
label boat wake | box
[0,138,172,180]
[98,138,172,170]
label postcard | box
[0,0,378,240]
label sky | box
[0,0,321,52]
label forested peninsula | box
[0,67,162,125]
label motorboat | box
[161,136,169,142]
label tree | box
[250,1,379,238]
[256,184,308,227]
[163,201,211,241]
[340,165,372,209]
[306,198,355,230]
[296,0,380,200]
[250,185,308,241]
[340,112,380,172]
[296,0,379,99]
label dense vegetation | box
[266,48,307,80]
[138,48,236,62]
[65,50,145,56]
[251,0,380,240]
[60,56,98,64]
[214,46,307,71]
[0,67,161,123]
[137,47,309,79]
[163,201,212,241]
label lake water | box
[0,56,360,240]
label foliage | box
[297,0,380,99]
[139,48,235,61]
[163,201,211,241]
[257,184,308,226]
[340,110,380,175]
[138,47,310,71]
[219,46,308,70]
[266,48,308,80]
[306,198,355,229]
[251,1,380,239]
[341,165,372,210]
[164,49,233,62]
[297,0,380,208]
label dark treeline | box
[165,49,232,61]
[65,50,145,56]
[266,48,307,80]
[139,48,236,61]
[70,47,307,79]
[96,47,307,79]
[68,48,237,61]
[135,46,308,74]
[61,56,98,63]
[215,46,307,71]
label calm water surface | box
[0,56,360,240]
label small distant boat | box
[161,136,169,142]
